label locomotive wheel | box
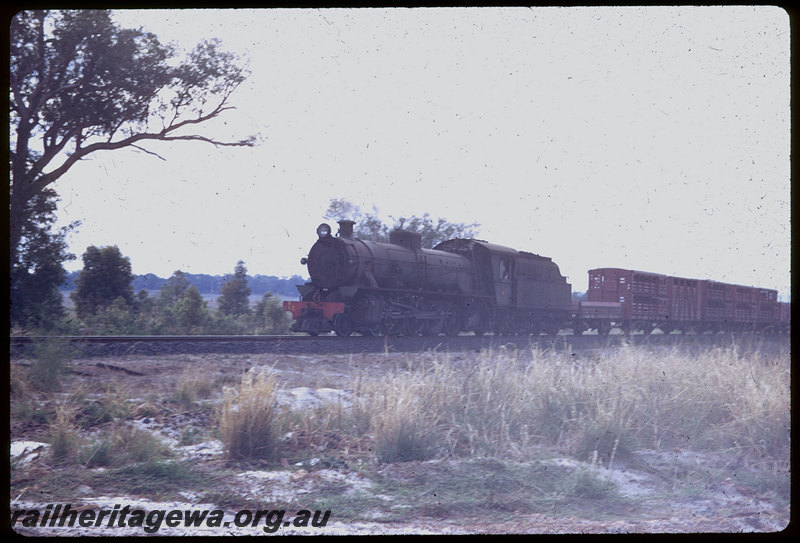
[333,313,354,337]
[544,322,560,336]
[472,313,490,336]
[358,324,383,337]
[424,302,445,336]
[384,318,406,337]
[442,303,461,337]
[404,318,425,337]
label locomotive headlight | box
[316,223,332,238]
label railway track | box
[8,332,786,358]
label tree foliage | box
[172,286,209,334]
[9,9,255,329]
[324,198,480,248]
[252,293,292,335]
[158,270,192,308]
[70,245,134,318]
[9,188,77,331]
[217,261,252,317]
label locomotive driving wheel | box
[383,317,405,337]
[333,313,354,337]
[423,301,445,336]
[404,318,425,337]
[472,321,488,336]
[358,324,383,337]
[442,302,462,336]
[471,306,492,336]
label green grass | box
[81,425,173,468]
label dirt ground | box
[9,350,791,535]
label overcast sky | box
[50,6,791,299]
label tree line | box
[62,247,292,336]
[60,271,305,299]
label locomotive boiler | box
[283,220,573,336]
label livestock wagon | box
[587,268,783,333]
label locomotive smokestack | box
[338,220,355,239]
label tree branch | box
[29,117,254,197]
[130,144,167,160]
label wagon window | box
[499,258,512,280]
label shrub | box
[557,468,619,500]
[252,293,292,334]
[82,425,171,467]
[29,337,74,392]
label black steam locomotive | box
[284,220,790,336]
[283,220,572,336]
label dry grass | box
[174,367,214,405]
[49,403,80,461]
[11,341,790,524]
[218,370,286,460]
[354,344,790,471]
[17,341,790,492]
[10,364,30,398]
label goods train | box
[283,221,790,336]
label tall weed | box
[218,370,285,460]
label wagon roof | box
[588,267,777,293]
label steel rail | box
[9,335,309,344]
[9,332,785,358]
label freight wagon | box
[587,268,785,334]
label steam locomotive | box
[283,220,790,336]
